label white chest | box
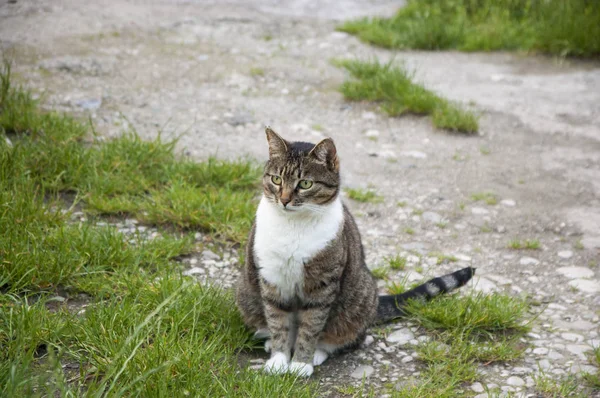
[253,197,343,300]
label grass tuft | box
[584,346,600,390]
[337,0,600,58]
[471,191,498,205]
[334,59,478,133]
[508,239,541,250]
[345,187,384,203]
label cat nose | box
[280,197,292,206]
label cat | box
[235,127,475,377]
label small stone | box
[471,207,489,215]
[401,356,413,363]
[75,98,102,110]
[363,335,375,347]
[387,328,414,345]
[533,347,549,355]
[506,376,525,387]
[183,267,205,276]
[472,277,498,293]
[557,266,594,279]
[202,250,221,261]
[568,279,600,293]
[351,365,374,379]
[538,359,551,370]
[500,199,516,207]
[566,344,592,358]
[557,250,573,259]
[400,150,427,159]
[471,382,485,393]
[520,257,540,266]
[365,129,380,138]
[422,211,442,224]
[561,333,584,342]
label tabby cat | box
[236,128,475,377]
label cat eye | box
[271,175,282,185]
[298,180,313,189]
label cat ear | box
[309,138,339,172]
[265,127,288,158]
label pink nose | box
[281,197,291,206]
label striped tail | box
[376,267,475,323]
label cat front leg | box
[288,306,331,377]
[263,302,293,374]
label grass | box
[584,346,600,390]
[387,255,407,271]
[428,252,458,265]
[0,63,316,397]
[0,63,260,244]
[392,292,533,397]
[345,187,384,203]
[337,0,600,58]
[534,371,586,398]
[471,191,498,205]
[249,67,265,77]
[334,59,478,134]
[371,266,390,280]
[508,239,541,250]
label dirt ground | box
[2,0,600,396]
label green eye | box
[299,180,313,189]
[271,175,282,185]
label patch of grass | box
[428,252,458,265]
[334,59,478,133]
[311,124,324,132]
[387,255,407,271]
[534,371,585,398]
[0,62,260,243]
[435,222,447,229]
[412,209,423,216]
[404,227,415,235]
[337,0,600,58]
[480,146,491,155]
[0,63,316,397]
[345,187,384,203]
[584,346,600,390]
[574,240,584,250]
[371,266,390,280]
[249,67,265,77]
[396,201,407,207]
[394,291,532,397]
[471,191,498,205]
[508,239,541,250]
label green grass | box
[371,266,390,280]
[0,63,260,244]
[508,239,541,250]
[471,191,498,205]
[345,187,384,203]
[387,255,407,271]
[249,67,265,77]
[0,63,316,397]
[584,346,600,390]
[338,0,600,58]
[428,252,458,265]
[334,59,478,133]
[392,292,533,397]
[534,371,586,398]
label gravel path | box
[2,0,600,396]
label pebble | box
[500,199,516,207]
[557,250,573,259]
[363,335,375,347]
[400,150,427,159]
[568,279,600,293]
[422,211,442,223]
[557,266,594,279]
[471,382,485,393]
[387,329,414,345]
[471,207,489,215]
[561,333,584,342]
[519,257,540,266]
[365,129,380,138]
[506,376,525,387]
[351,365,374,379]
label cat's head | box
[262,127,340,213]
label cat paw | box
[263,352,289,374]
[264,339,272,353]
[288,361,314,377]
[312,349,328,366]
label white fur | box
[288,361,314,377]
[254,196,344,300]
[264,352,289,374]
[312,349,329,366]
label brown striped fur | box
[236,128,475,374]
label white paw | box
[263,352,289,374]
[288,361,314,377]
[312,348,328,366]
[264,339,272,353]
